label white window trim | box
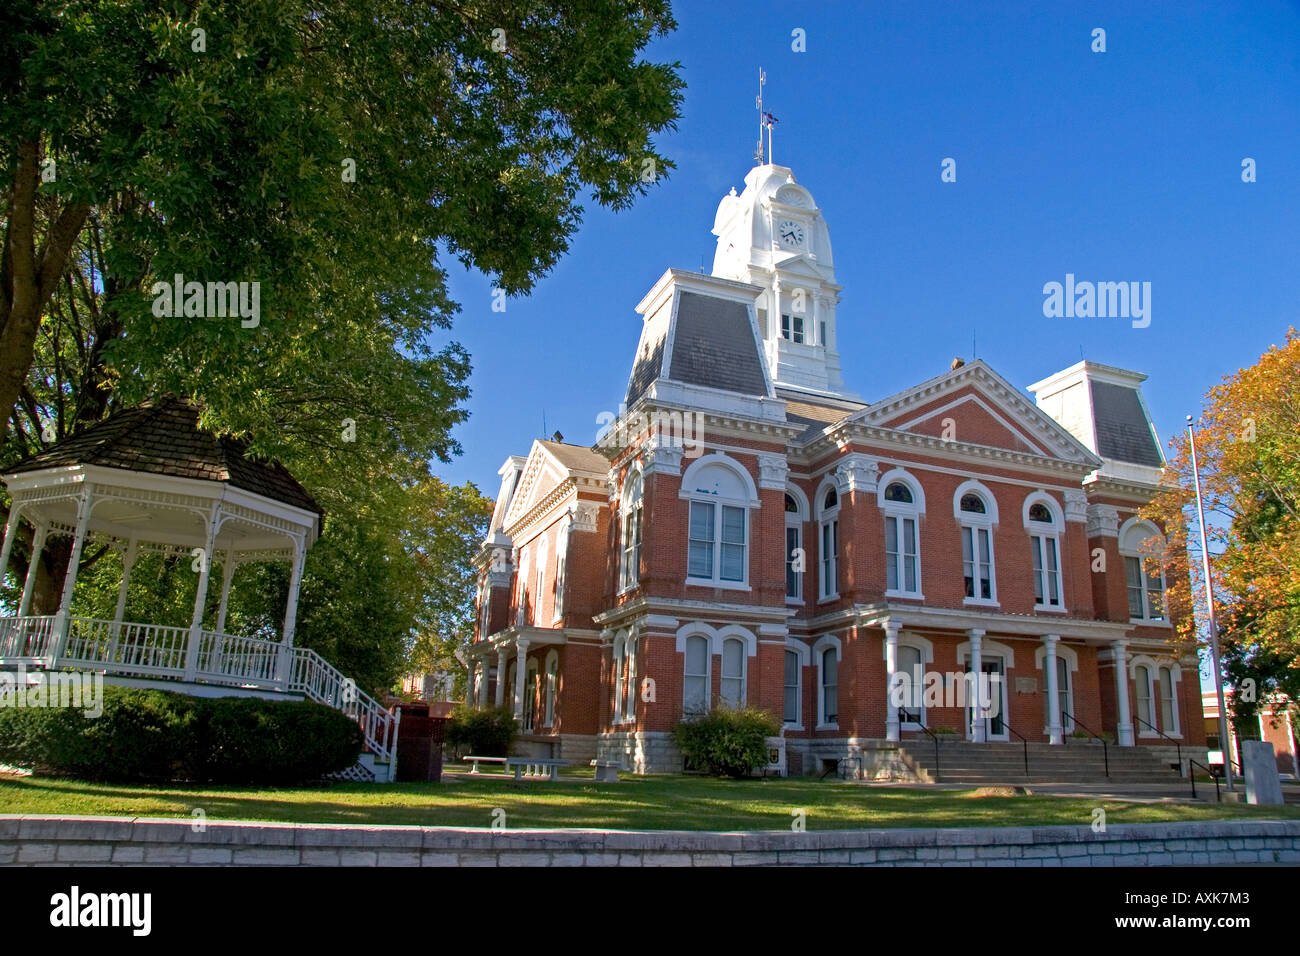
[1119,517,1170,626]
[523,658,539,732]
[612,630,631,725]
[543,650,559,728]
[783,638,810,730]
[879,468,925,600]
[618,469,644,595]
[1128,654,1182,738]
[815,476,841,604]
[1158,664,1182,738]
[515,549,529,626]
[813,634,842,730]
[553,523,569,623]
[886,633,934,729]
[1024,492,1067,611]
[534,536,548,626]
[680,455,759,590]
[1033,642,1078,734]
[679,629,712,718]
[954,480,998,607]
[718,636,748,710]
[785,485,809,606]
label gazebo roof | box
[5,397,321,515]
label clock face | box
[777,219,805,249]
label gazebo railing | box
[0,615,59,659]
[0,614,399,772]
[289,648,399,768]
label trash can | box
[394,702,448,782]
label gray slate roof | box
[5,397,321,514]
[666,292,769,397]
[1089,381,1163,467]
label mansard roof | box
[5,396,321,514]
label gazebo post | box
[51,490,92,663]
[277,537,305,689]
[215,549,237,636]
[0,504,23,594]
[108,537,138,660]
[17,522,47,617]
[183,506,222,681]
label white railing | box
[0,614,399,778]
[289,647,399,772]
[0,615,58,659]
[63,617,190,677]
[197,630,280,688]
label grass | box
[2,769,1298,831]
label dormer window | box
[781,313,806,344]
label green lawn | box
[2,770,1297,831]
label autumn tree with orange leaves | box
[1144,331,1300,699]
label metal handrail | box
[900,708,941,783]
[1187,758,1221,802]
[1130,712,1182,774]
[999,720,1030,777]
[1060,710,1109,777]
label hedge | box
[445,706,516,758]
[673,706,781,778]
[0,685,363,784]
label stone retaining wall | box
[2,816,1298,866]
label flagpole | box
[1187,414,1234,792]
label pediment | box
[854,361,1102,466]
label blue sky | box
[434,0,1300,495]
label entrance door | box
[967,656,1008,741]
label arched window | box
[515,549,529,626]
[683,634,710,717]
[817,482,840,600]
[954,481,996,603]
[523,659,538,731]
[553,524,569,621]
[612,631,628,723]
[477,576,491,639]
[1157,665,1179,735]
[821,647,838,725]
[619,471,643,591]
[783,649,802,725]
[1025,493,1064,609]
[1134,662,1155,730]
[784,490,806,602]
[1120,519,1166,622]
[680,456,757,587]
[896,644,925,726]
[624,634,637,722]
[534,536,548,624]
[880,472,923,597]
[720,637,746,708]
[544,653,559,727]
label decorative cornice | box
[1086,503,1120,538]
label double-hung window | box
[1027,501,1064,609]
[1120,520,1167,622]
[882,480,921,596]
[619,472,643,591]
[958,491,995,603]
[687,501,747,583]
[818,486,840,600]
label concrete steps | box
[898,740,1184,785]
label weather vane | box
[754,69,778,165]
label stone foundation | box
[596,732,680,774]
[785,738,922,781]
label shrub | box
[673,706,780,778]
[0,685,362,784]
[445,706,516,758]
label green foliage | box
[0,686,362,784]
[445,706,516,758]
[673,707,781,778]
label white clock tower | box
[710,163,852,399]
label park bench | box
[462,755,508,775]
[506,757,568,782]
[590,759,623,782]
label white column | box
[113,538,139,627]
[884,621,900,742]
[0,505,23,596]
[968,628,985,742]
[466,660,477,706]
[513,639,530,721]
[51,492,92,661]
[18,522,47,616]
[215,550,237,636]
[281,539,305,647]
[1112,639,1134,746]
[495,648,508,706]
[1044,634,1062,745]
[184,507,221,680]
[479,662,492,707]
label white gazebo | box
[0,398,397,779]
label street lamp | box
[1186,414,1234,792]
